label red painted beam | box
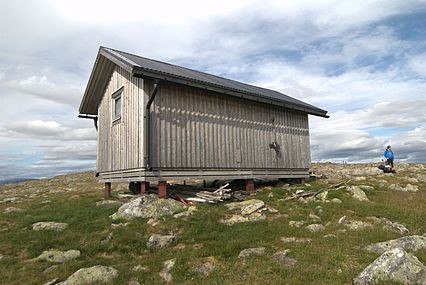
[104,182,111,199]
[140,181,149,194]
[246,179,255,193]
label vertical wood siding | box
[97,66,144,172]
[149,81,310,170]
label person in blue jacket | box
[384,145,395,169]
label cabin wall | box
[97,66,145,172]
[148,81,311,170]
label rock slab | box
[32,222,68,231]
[353,248,426,285]
[365,235,426,254]
[147,234,178,249]
[238,247,265,259]
[159,258,176,283]
[110,195,186,220]
[58,265,118,285]
[34,249,80,263]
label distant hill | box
[0,178,37,185]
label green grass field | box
[0,164,425,285]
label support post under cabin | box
[158,181,167,198]
[299,178,305,184]
[245,179,255,193]
[104,182,111,199]
[140,182,149,194]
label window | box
[112,87,123,122]
[114,95,121,120]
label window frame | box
[111,87,123,124]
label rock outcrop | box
[365,235,426,254]
[33,249,80,263]
[238,247,265,259]
[147,234,178,249]
[353,248,426,285]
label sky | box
[0,0,425,180]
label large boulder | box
[110,195,186,220]
[346,186,369,202]
[57,265,118,285]
[353,248,426,285]
[33,250,80,263]
[365,236,426,254]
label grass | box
[0,164,425,285]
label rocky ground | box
[0,163,425,284]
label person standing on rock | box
[384,145,395,169]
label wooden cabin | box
[79,47,328,198]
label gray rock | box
[309,213,321,222]
[33,249,80,263]
[32,222,68,231]
[389,184,419,192]
[147,234,177,249]
[306,224,325,232]
[133,265,149,272]
[353,248,426,285]
[365,236,426,254]
[225,199,265,215]
[238,247,265,259]
[273,250,297,266]
[331,198,343,204]
[384,222,410,235]
[317,191,328,201]
[173,206,197,218]
[100,232,113,244]
[220,212,266,225]
[159,258,176,283]
[0,254,3,260]
[127,281,141,285]
[110,195,186,220]
[95,200,122,207]
[3,207,25,214]
[345,220,373,231]
[193,256,216,276]
[281,237,312,243]
[289,220,305,228]
[58,265,118,285]
[346,186,369,202]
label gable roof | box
[79,47,328,117]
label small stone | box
[33,249,80,263]
[323,234,337,239]
[159,258,176,284]
[128,280,141,285]
[238,247,265,259]
[353,248,426,285]
[384,222,410,235]
[345,220,373,231]
[111,223,129,229]
[101,232,113,244]
[3,207,25,214]
[306,224,325,232]
[338,216,346,224]
[0,254,3,260]
[309,213,321,222]
[133,265,149,272]
[272,250,297,266]
[359,185,374,191]
[289,220,305,228]
[295,189,305,195]
[32,222,68,231]
[267,192,274,198]
[354,176,366,181]
[57,265,118,285]
[147,234,178,249]
[96,200,122,207]
[193,256,216,276]
[331,198,342,204]
[281,237,312,243]
[305,183,312,187]
[317,191,328,201]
